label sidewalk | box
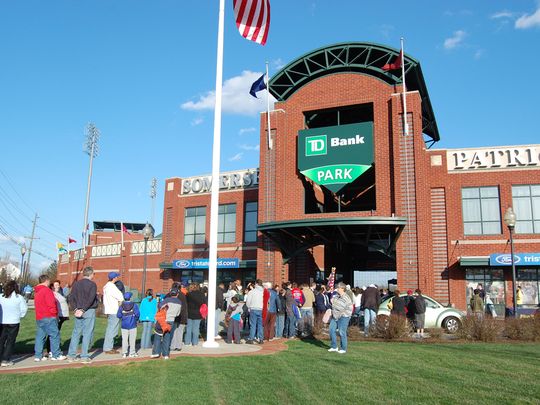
[0,339,288,374]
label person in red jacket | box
[34,274,66,362]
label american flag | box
[233,0,271,45]
[327,267,336,291]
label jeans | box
[153,322,175,357]
[286,314,297,338]
[170,323,185,350]
[140,321,154,349]
[0,324,20,362]
[103,314,120,351]
[121,328,137,355]
[363,309,376,336]
[215,308,222,336]
[300,308,314,335]
[329,316,350,351]
[68,308,96,359]
[35,317,61,359]
[227,319,241,344]
[185,319,201,346]
[275,314,285,338]
[249,309,263,341]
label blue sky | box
[0,0,539,271]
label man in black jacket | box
[360,284,380,337]
[67,267,98,363]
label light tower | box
[82,123,100,249]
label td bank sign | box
[297,122,374,193]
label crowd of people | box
[0,266,432,367]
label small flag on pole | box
[382,50,403,71]
[327,266,336,291]
[68,237,77,244]
[250,74,267,98]
[121,223,130,234]
[56,242,68,254]
[233,0,271,45]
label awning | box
[459,256,490,267]
[258,216,406,264]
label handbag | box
[200,303,208,319]
[322,308,332,324]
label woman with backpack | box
[139,289,158,349]
[185,283,206,347]
[152,288,182,359]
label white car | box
[378,294,464,333]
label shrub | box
[369,315,412,340]
[425,328,443,340]
[457,315,502,342]
[504,315,540,342]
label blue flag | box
[249,74,267,98]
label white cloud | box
[228,152,243,162]
[272,58,285,70]
[490,10,515,19]
[239,144,260,151]
[516,7,540,29]
[239,127,256,136]
[181,71,276,116]
[191,117,204,126]
[474,49,485,60]
[380,24,394,39]
[444,30,467,49]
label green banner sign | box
[297,122,374,193]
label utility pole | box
[150,177,157,225]
[82,123,100,249]
[23,213,39,284]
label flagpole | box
[266,61,272,149]
[121,221,125,250]
[400,37,409,136]
[203,0,225,349]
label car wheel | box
[443,316,460,333]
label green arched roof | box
[269,42,440,142]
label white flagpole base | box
[202,340,220,348]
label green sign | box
[297,122,373,193]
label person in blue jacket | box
[117,292,140,358]
[139,289,158,349]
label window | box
[461,187,501,235]
[184,207,206,245]
[218,204,236,243]
[517,269,540,307]
[465,268,505,316]
[512,185,540,234]
[244,202,258,242]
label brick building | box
[57,42,540,313]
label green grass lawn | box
[7,311,540,404]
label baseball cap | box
[108,271,120,280]
[170,288,179,296]
[407,289,413,295]
[124,292,132,300]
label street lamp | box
[503,207,517,317]
[141,223,155,299]
[20,244,27,282]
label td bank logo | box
[305,135,327,156]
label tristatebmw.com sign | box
[172,258,239,269]
[489,253,540,266]
[297,122,373,193]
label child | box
[117,292,140,358]
[225,296,244,344]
